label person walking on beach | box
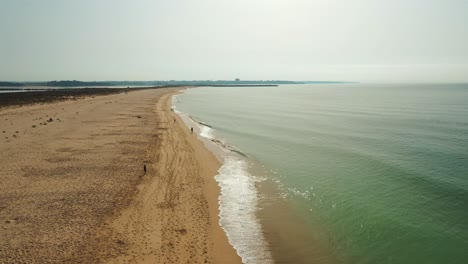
[143,164,147,174]
[191,127,193,134]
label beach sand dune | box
[0,89,240,263]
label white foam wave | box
[216,156,273,264]
[199,124,214,139]
[171,95,183,114]
[172,93,272,263]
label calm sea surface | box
[174,83,468,264]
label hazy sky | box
[1,0,467,82]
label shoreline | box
[172,90,274,263]
[0,88,240,263]
[165,91,242,263]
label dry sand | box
[0,88,241,263]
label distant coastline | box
[0,80,354,88]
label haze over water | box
[175,83,468,264]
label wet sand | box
[0,88,240,263]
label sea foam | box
[174,97,272,264]
[215,156,273,264]
[196,125,272,263]
[199,124,214,139]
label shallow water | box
[174,83,468,264]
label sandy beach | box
[0,88,241,263]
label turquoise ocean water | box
[173,84,468,264]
